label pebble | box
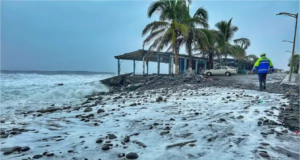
[102,145,110,151]
[126,152,139,159]
[84,107,93,112]
[219,118,226,122]
[260,142,269,146]
[124,136,130,143]
[117,153,125,158]
[33,154,43,159]
[96,138,103,143]
[259,152,270,158]
[107,134,117,139]
[46,153,54,156]
[21,146,30,152]
[97,109,105,113]
[3,149,13,155]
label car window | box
[221,66,227,69]
[215,66,221,69]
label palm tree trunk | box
[225,54,228,66]
[172,30,179,75]
[208,51,213,69]
[188,50,192,73]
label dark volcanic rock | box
[46,153,54,156]
[124,136,130,143]
[97,109,105,113]
[21,146,30,152]
[259,152,270,158]
[156,96,163,102]
[117,153,125,158]
[33,154,43,159]
[12,146,22,151]
[102,145,110,151]
[3,149,13,155]
[84,107,93,112]
[96,138,103,143]
[126,152,139,159]
[107,134,117,139]
[37,107,60,113]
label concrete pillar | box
[204,61,207,69]
[171,56,174,75]
[143,57,145,75]
[169,56,172,75]
[157,55,160,74]
[184,58,187,73]
[146,61,149,75]
[195,59,198,74]
[133,60,136,75]
[117,59,120,76]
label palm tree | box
[288,54,299,73]
[175,6,209,72]
[215,18,250,65]
[193,29,221,69]
[142,0,190,75]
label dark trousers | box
[258,73,267,82]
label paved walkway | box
[281,73,299,86]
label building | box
[114,49,208,75]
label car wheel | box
[225,72,231,76]
[206,72,212,76]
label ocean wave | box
[0,73,113,116]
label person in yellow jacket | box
[252,53,274,91]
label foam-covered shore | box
[1,85,299,160]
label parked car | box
[203,66,237,76]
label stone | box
[12,146,22,151]
[46,153,54,156]
[97,109,105,113]
[260,142,269,146]
[160,131,169,136]
[84,107,93,112]
[33,154,43,159]
[259,153,270,158]
[96,138,103,143]
[117,153,125,158]
[1,134,8,138]
[219,118,226,122]
[102,145,110,151]
[124,136,130,143]
[3,149,13,155]
[126,152,139,159]
[107,134,117,139]
[237,115,244,119]
[37,107,60,113]
[156,96,163,102]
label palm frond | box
[142,21,169,36]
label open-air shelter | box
[114,49,208,75]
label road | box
[211,73,287,86]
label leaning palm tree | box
[193,29,220,69]
[174,6,209,73]
[215,18,250,65]
[142,0,190,75]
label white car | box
[203,66,237,76]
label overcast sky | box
[1,0,299,74]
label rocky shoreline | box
[0,73,299,160]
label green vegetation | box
[288,54,299,74]
[142,0,252,73]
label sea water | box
[0,71,114,119]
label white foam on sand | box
[1,87,299,160]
